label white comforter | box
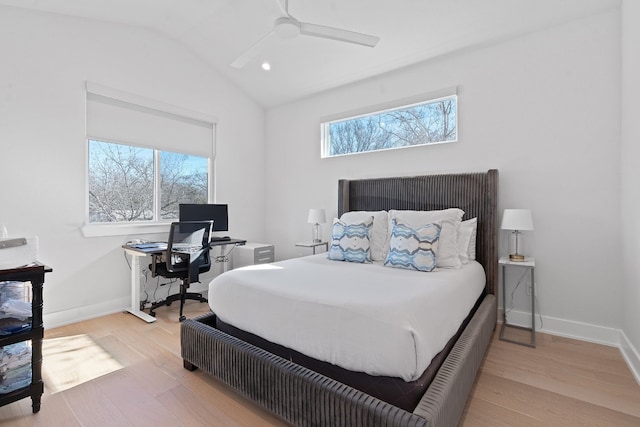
[209,254,485,382]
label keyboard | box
[210,236,231,242]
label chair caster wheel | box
[179,316,186,322]
[150,311,156,317]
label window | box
[159,150,208,220]
[84,82,215,233]
[321,93,457,157]
[88,140,208,223]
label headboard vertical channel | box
[337,169,498,295]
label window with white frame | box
[321,92,457,157]
[85,83,215,227]
[88,140,209,223]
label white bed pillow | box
[467,218,478,261]
[328,217,373,263]
[339,211,388,262]
[457,218,477,264]
[384,219,441,272]
[388,208,464,269]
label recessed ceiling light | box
[261,62,271,71]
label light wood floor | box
[1,301,639,427]
[461,328,640,427]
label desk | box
[122,239,246,323]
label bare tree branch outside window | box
[326,96,457,156]
[160,151,208,219]
[88,140,208,223]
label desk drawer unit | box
[233,243,275,268]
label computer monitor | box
[179,204,228,232]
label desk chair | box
[149,221,212,322]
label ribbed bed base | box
[180,294,496,427]
[414,294,496,426]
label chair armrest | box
[150,253,161,277]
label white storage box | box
[233,243,275,268]
[0,237,39,270]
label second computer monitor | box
[179,204,228,232]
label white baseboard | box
[500,308,640,385]
[43,285,210,329]
[43,296,131,329]
[620,330,640,385]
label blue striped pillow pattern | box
[384,219,441,272]
[328,217,373,263]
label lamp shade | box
[307,208,326,224]
[500,209,534,231]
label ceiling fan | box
[230,0,380,69]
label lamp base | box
[509,254,525,262]
[311,223,320,243]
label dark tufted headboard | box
[337,170,498,295]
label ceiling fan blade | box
[230,29,275,69]
[273,0,289,16]
[299,22,379,47]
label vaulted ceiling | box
[0,0,620,107]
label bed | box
[181,169,498,427]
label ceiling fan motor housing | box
[274,16,301,38]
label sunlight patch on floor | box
[42,334,123,393]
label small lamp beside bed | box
[501,209,534,261]
[307,208,326,243]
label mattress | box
[208,254,485,382]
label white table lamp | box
[501,209,534,261]
[307,208,326,243]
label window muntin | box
[88,139,208,224]
[322,95,457,157]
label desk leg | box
[126,253,156,323]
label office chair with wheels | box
[149,221,212,322]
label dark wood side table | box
[0,263,51,413]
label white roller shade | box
[86,82,215,158]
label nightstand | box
[295,241,328,254]
[499,256,536,348]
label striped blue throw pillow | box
[328,217,373,263]
[384,219,441,272]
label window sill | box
[82,222,172,238]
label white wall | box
[265,11,623,341]
[0,3,634,366]
[621,0,640,379]
[0,6,266,326]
